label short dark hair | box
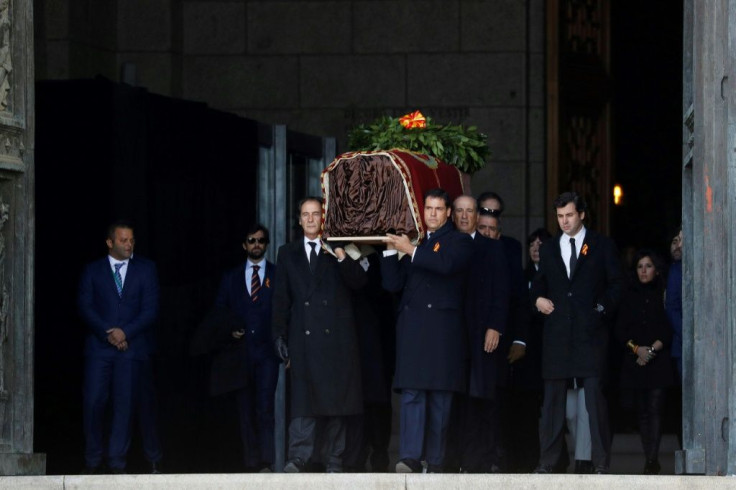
[527,227,552,246]
[107,220,134,240]
[298,196,322,214]
[553,191,586,213]
[477,191,505,215]
[669,224,682,241]
[631,248,666,288]
[424,188,451,208]
[242,223,270,244]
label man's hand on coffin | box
[330,241,348,261]
[330,240,348,250]
[386,233,416,256]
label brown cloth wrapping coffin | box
[321,149,466,241]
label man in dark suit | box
[78,221,160,473]
[531,192,623,474]
[451,195,509,473]
[381,188,473,473]
[213,223,279,471]
[272,197,367,473]
[477,195,531,471]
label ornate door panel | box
[0,0,45,474]
[547,0,611,232]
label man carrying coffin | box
[272,197,367,473]
[381,188,473,473]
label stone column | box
[0,0,45,476]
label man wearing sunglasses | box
[213,224,279,472]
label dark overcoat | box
[614,283,674,389]
[496,235,530,388]
[530,229,622,379]
[465,233,509,399]
[271,239,367,418]
[381,221,473,393]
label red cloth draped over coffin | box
[321,149,466,242]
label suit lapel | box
[549,236,568,280]
[571,231,596,280]
[101,259,120,297]
[120,259,134,298]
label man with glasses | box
[214,223,279,472]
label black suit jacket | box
[531,229,622,379]
[465,233,509,399]
[272,238,367,417]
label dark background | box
[35,78,260,474]
[610,2,683,263]
[33,2,685,474]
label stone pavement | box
[1,473,734,490]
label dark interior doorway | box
[34,78,260,474]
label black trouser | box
[343,402,392,471]
[539,377,610,470]
[635,388,666,461]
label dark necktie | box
[308,242,318,274]
[569,237,578,277]
[251,264,261,302]
[113,263,124,297]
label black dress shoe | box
[81,465,102,475]
[595,466,609,474]
[284,457,306,473]
[574,460,594,474]
[643,459,661,475]
[395,458,422,473]
[109,466,127,474]
[426,464,443,473]
[150,460,163,474]
[533,464,554,474]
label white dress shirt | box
[303,237,321,262]
[107,256,130,285]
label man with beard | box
[213,224,279,471]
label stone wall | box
[35,0,547,245]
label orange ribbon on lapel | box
[581,244,589,256]
[433,242,440,252]
[399,110,427,129]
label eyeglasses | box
[479,207,501,217]
[246,237,267,244]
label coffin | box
[321,149,467,242]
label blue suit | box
[215,260,279,468]
[78,254,159,470]
[381,221,473,468]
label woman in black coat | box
[614,249,673,475]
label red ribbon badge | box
[399,110,427,129]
